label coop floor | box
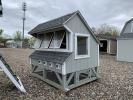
[0,48,133,99]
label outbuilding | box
[96,34,117,55]
[117,18,133,62]
[29,11,100,91]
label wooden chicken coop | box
[29,11,100,91]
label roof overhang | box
[31,26,65,37]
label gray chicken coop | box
[29,11,100,91]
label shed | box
[117,18,133,62]
[29,11,100,91]
[96,34,117,55]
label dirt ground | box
[0,48,133,100]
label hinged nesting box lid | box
[0,54,26,92]
[29,50,72,64]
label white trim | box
[63,25,73,52]
[62,62,66,75]
[0,60,26,92]
[29,58,31,64]
[108,40,111,54]
[63,11,77,25]
[97,44,100,66]
[74,33,90,59]
[116,40,119,60]
[131,21,133,33]
[36,48,71,52]
[63,25,73,33]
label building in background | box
[96,34,117,55]
[29,11,100,91]
[117,18,133,62]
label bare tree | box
[96,24,120,36]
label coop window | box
[38,30,68,49]
[49,31,66,49]
[75,33,90,59]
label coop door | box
[49,32,65,48]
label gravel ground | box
[0,48,133,100]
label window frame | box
[75,33,90,59]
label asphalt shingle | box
[29,50,72,64]
[28,12,76,35]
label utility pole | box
[22,2,27,48]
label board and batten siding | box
[117,39,133,62]
[64,14,98,73]
[110,40,117,54]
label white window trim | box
[75,33,90,59]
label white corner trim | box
[74,33,90,59]
[97,44,100,66]
[116,40,118,60]
[108,40,111,54]
[62,62,66,75]
[29,58,31,64]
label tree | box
[0,29,10,47]
[28,37,36,48]
[0,29,3,35]
[96,24,120,36]
[13,31,22,41]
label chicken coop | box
[29,11,100,91]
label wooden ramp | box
[0,54,26,92]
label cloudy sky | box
[0,0,133,37]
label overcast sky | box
[0,0,133,37]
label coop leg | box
[74,72,79,84]
[43,69,46,79]
[62,75,69,91]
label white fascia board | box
[62,62,66,75]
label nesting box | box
[29,11,100,91]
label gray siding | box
[117,39,133,62]
[110,40,117,54]
[64,14,98,73]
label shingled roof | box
[29,51,72,64]
[28,11,76,35]
[28,10,100,44]
[96,34,117,40]
[117,18,133,39]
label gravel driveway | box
[0,48,133,100]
